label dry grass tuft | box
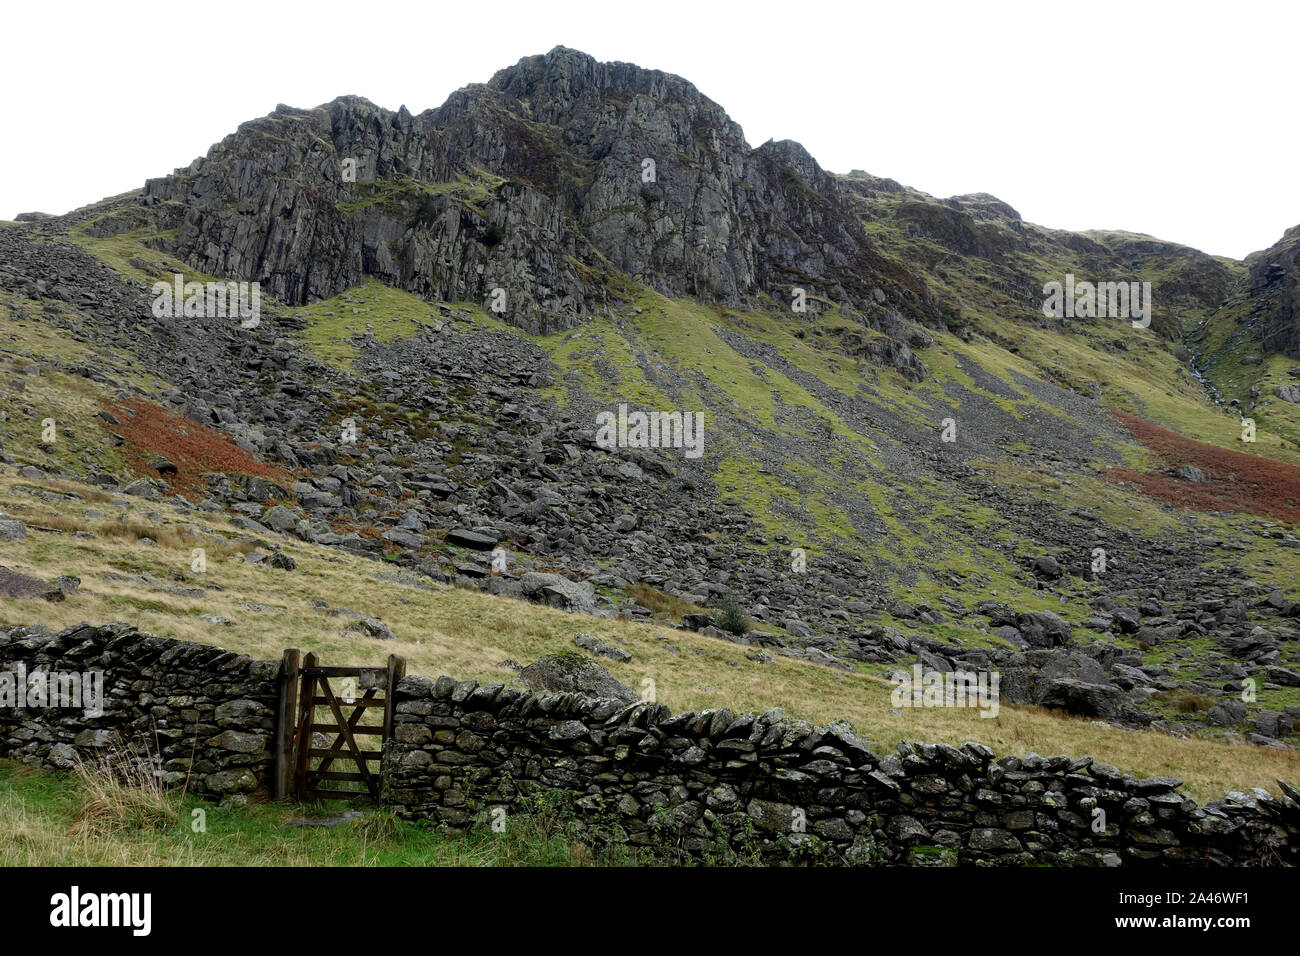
[94,519,192,550]
[47,480,114,504]
[628,583,705,622]
[28,513,84,533]
[69,744,180,837]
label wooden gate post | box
[293,652,318,801]
[273,648,300,800]
[382,654,407,744]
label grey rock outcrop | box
[127,47,933,342]
[515,653,638,704]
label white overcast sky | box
[4,0,1296,260]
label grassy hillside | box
[845,175,1300,466]
[2,467,1297,804]
[2,219,1294,821]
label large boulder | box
[121,478,160,499]
[1031,555,1062,580]
[574,633,631,663]
[149,455,178,476]
[381,527,425,550]
[975,602,1019,627]
[519,572,596,614]
[516,653,638,704]
[1030,648,1109,685]
[261,504,299,533]
[1037,678,1125,718]
[0,566,65,601]
[1110,607,1141,634]
[268,550,296,570]
[1266,666,1300,687]
[1206,700,1247,727]
[681,612,718,631]
[991,625,1028,649]
[445,528,498,550]
[1255,710,1294,739]
[1016,610,1072,648]
[998,648,1123,715]
[345,617,397,640]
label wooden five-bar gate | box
[274,649,406,802]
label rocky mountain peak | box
[946,192,1022,222]
[112,49,940,338]
[486,45,722,117]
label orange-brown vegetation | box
[1108,410,1300,525]
[98,398,297,498]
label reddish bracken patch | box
[99,398,297,497]
[1108,410,1300,525]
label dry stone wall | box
[382,674,1300,866]
[0,624,279,799]
[2,624,1296,865]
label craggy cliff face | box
[133,47,930,336]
